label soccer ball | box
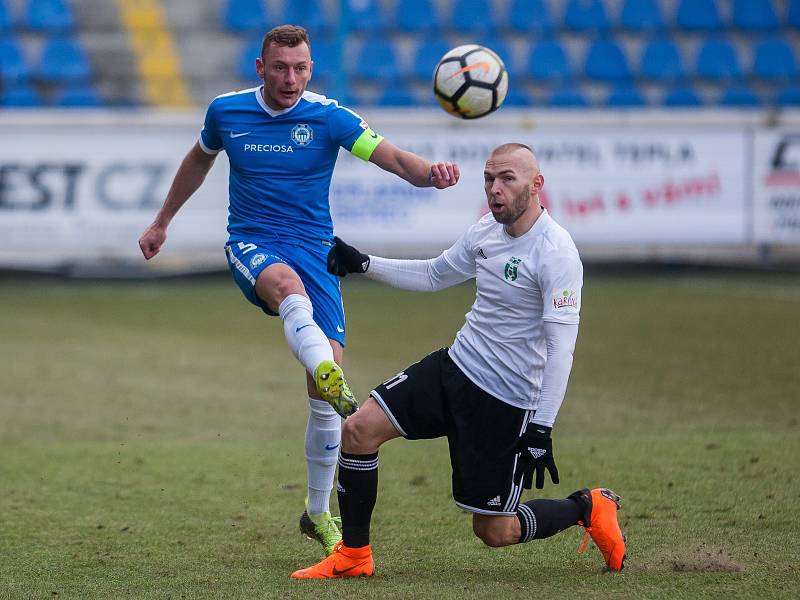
[433,44,508,119]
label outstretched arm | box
[369,139,460,189]
[327,237,469,292]
[138,142,217,259]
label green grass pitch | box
[1,271,799,599]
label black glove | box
[518,425,559,490]
[327,236,370,277]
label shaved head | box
[488,143,541,180]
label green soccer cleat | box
[314,360,358,418]
[300,509,343,556]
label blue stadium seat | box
[283,0,330,35]
[563,0,610,33]
[719,85,760,107]
[352,37,401,81]
[0,1,12,31]
[732,0,778,31]
[54,83,102,107]
[789,0,800,28]
[527,39,572,82]
[549,84,589,107]
[663,85,702,107]
[619,0,665,32]
[0,39,30,83]
[310,37,339,76]
[507,0,553,35]
[0,83,42,106]
[696,38,741,81]
[37,37,91,83]
[346,0,386,32]
[640,38,685,81]
[237,37,261,81]
[753,37,798,81]
[503,86,531,106]
[675,0,723,31]
[776,85,800,106]
[477,37,518,79]
[606,85,646,107]
[412,39,449,80]
[395,0,440,33]
[450,0,497,34]
[25,0,74,32]
[584,39,631,82]
[221,0,268,32]
[375,85,415,106]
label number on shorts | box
[237,242,257,255]
[383,371,408,390]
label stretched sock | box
[305,398,342,515]
[337,451,378,548]
[516,497,583,543]
[278,294,333,375]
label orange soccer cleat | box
[574,487,626,571]
[291,541,374,580]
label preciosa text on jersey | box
[243,144,295,153]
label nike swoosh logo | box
[230,131,251,138]
[295,324,313,333]
[448,61,491,80]
[369,131,378,139]
[336,325,345,333]
[325,443,340,451]
[332,561,369,576]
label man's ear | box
[532,173,545,194]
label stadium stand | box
[25,0,75,32]
[2,0,799,110]
[619,0,665,32]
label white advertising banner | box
[754,130,800,243]
[0,122,230,269]
[332,126,748,253]
[0,115,757,270]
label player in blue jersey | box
[138,25,459,557]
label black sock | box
[516,496,583,543]
[337,451,379,549]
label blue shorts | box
[224,239,346,345]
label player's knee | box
[341,411,373,453]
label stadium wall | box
[1,108,799,274]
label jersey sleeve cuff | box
[350,128,383,161]
[198,137,222,155]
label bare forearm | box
[389,148,432,187]
[154,144,215,227]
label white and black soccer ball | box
[433,44,508,119]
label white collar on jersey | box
[255,85,303,117]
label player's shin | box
[336,451,379,548]
[516,497,583,543]
[278,294,333,374]
[305,398,341,514]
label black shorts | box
[370,348,536,516]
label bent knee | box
[342,412,375,453]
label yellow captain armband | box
[350,128,384,161]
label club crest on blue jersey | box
[290,123,314,146]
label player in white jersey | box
[291,144,626,579]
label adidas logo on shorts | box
[487,496,502,507]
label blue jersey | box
[199,86,384,244]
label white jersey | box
[443,210,583,411]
